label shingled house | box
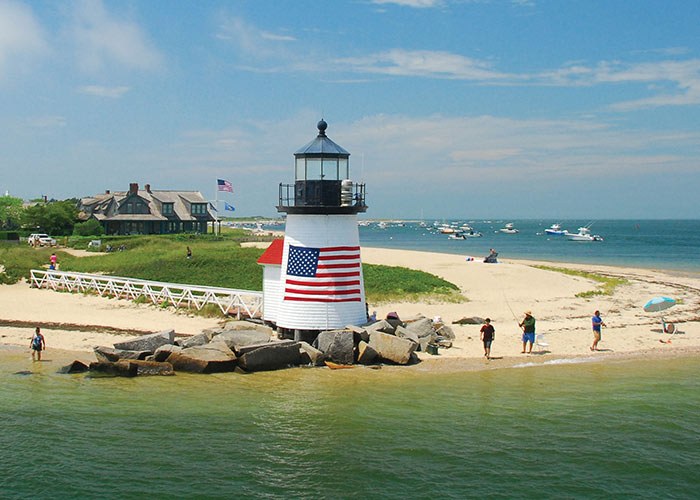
[78,183,215,235]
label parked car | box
[27,233,57,247]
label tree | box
[0,196,23,230]
[21,200,79,235]
[73,218,104,236]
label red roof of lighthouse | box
[256,239,284,265]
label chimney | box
[145,183,151,192]
[105,190,110,194]
[129,183,138,194]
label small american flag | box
[217,179,233,192]
[285,245,362,302]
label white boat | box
[567,225,603,242]
[439,225,456,234]
[544,223,568,235]
[464,231,482,238]
[500,222,519,234]
[377,221,388,229]
[448,233,466,240]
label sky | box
[1,0,699,219]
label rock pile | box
[61,313,455,376]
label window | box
[162,203,174,216]
[191,203,207,216]
[322,158,338,180]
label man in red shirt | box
[480,318,495,359]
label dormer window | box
[191,203,207,216]
[162,203,174,216]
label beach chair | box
[535,334,549,352]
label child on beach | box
[591,310,606,351]
[519,311,535,354]
[480,318,495,359]
[30,327,45,361]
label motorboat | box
[567,226,603,242]
[544,223,568,235]
[448,233,466,240]
[439,225,456,234]
[449,231,482,240]
[464,230,482,238]
[499,222,519,234]
[377,221,388,229]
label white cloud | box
[71,0,163,73]
[370,0,444,7]
[78,85,130,98]
[27,115,67,128]
[335,49,513,80]
[260,31,296,41]
[0,0,46,75]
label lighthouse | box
[275,119,367,340]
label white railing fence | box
[30,269,263,319]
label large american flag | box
[284,245,362,302]
[217,179,233,192]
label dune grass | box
[531,264,628,297]
[0,235,464,305]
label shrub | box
[73,219,104,237]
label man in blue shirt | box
[591,310,606,351]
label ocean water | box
[2,352,699,499]
[358,219,700,272]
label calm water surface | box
[2,351,699,499]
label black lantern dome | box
[278,121,366,214]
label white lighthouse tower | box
[276,119,368,340]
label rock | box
[435,324,456,340]
[235,339,296,357]
[346,324,370,343]
[404,318,435,338]
[94,346,151,362]
[313,330,354,365]
[59,360,89,373]
[402,314,427,324]
[128,360,175,376]
[152,344,182,362]
[238,342,301,372]
[298,341,325,366]
[223,321,274,335]
[357,341,379,365]
[201,327,225,338]
[89,361,138,377]
[369,332,417,365]
[113,329,175,352]
[365,319,396,335]
[176,333,210,348]
[452,317,484,325]
[166,344,237,373]
[211,329,272,351]
[395,325,420,343]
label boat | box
[377,221,388,229]
[499,222,519,234]
[449,230,482,239]
[545,223,568,235]
[439,225,456,234]
[464,230,482,238]
[448,233,466,240]
[567,225,603,241]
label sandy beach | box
[1,246,698,367]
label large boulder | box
[177,333,210,348]
[357,341,379,365]
[166,344,237,373]
[346,324,370,343]
[313,330,354,365]
[403,318,435,338]
[211,329,272,351]
[395,325,420,343]
[238,342,301,372]
[94,346,150,362]
[128,360,175,376]
[369,332,417,365]
[59,360,89,374]
[435,324,456,340]
[364,319,396,336]
[113,329,175,352]
[298,341,325,366]
[235,340,295,357]
[452,317,484,325]
[89,361,138,377]
[222,321,274,335]
[151,344,182,362]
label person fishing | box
[30,326,46,361]
[519,311,535,354]
[591,310,606,351]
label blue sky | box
[1,0,699,219]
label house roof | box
[256,239,284,265]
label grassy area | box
[0,235,464,306]
[531,265,628,298]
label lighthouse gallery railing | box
[30,269,263,318]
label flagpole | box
[215,181,219,235]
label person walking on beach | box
[186,246,192,259]
[480,318,495,359]
[519,311,535,354]
[591,310,606,351]
[50,253,57,267]
[30,327,45,361]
